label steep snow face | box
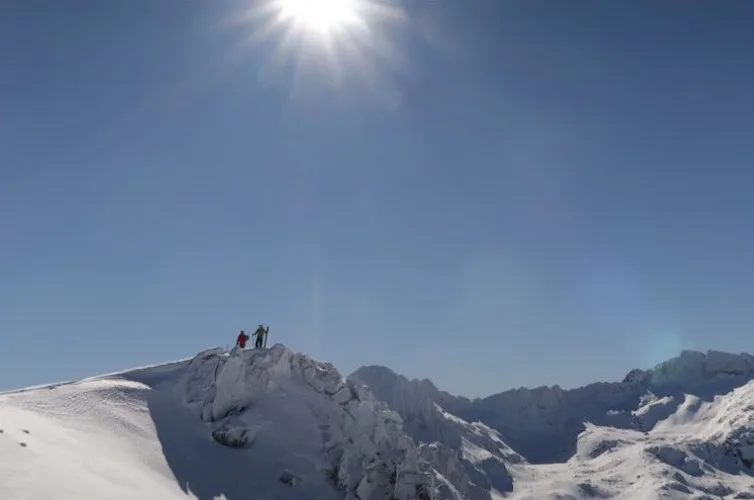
[349,366,441,415]
[410,408,522,500]
[0,345,431,500]
[350,366,471,426]
[0,365,197,500]
[351,366,451,444]
[350,367,523,500]
[419,435,520,500]
[183,345,431,500]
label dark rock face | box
[211,422,252,449]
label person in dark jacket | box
[254,325,269,348]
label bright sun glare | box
[231,0,404,99]
[278,0,360,33]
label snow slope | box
[508,381,754,499]
[0,344,431,500]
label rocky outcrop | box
[181,344,431,500]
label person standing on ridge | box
[254,325,269,348]
[236,330,249,349]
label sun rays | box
[278,0,361,34]
[221,0,407,104]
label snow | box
[353,349,754,499]
[0,376,188,500]
[351,367,526,500]
[550,380,754,499]
[6,345,754,499]
[356,349,754,464]
[0,344,430,500]
[501,381,754,498]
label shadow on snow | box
[123,358,339,500]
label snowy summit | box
[3,345,754,499]
[0,344,431,500]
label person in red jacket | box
[236,330,249,349]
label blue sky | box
[2,0,754,397]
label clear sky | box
[2,0,754,397]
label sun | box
[277,0,360,34]
[225,0,406,101]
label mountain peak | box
[633,349,754,388]
[351,365,440,397]
[349,366,441,422]
[0,344,433,500]
[185,345,435,499]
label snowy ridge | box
[350,367,524,500]
[349,366,471,423]
[6,345,754,499]
[0,344,432,500]
[642,349,754,388]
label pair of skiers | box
[236,325,269,349]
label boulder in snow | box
[211,420,256,449]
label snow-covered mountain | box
[5,345,754,500]
[544,382,754,499]
[352,350,754,463]
[0,344,431,500]
[350,349,754,499]
[350,366,525,500]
